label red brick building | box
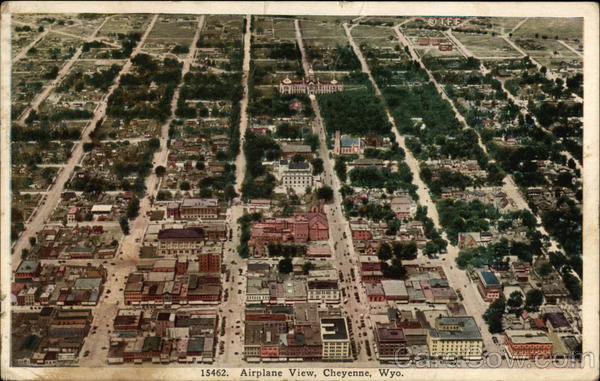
[504,330,553,359]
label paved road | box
[210,15,251,366]
[16,16,111,125]
[11,15,159,270]
[345,22,496,353]
[296,18,378,364]
[234,15,252,194]
[78,15,207,366]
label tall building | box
[320,317,352,360]
[374,325,408,362]
[281,161,314,189]
[198,252,221,273]
[427,316,483,360]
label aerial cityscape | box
[5,11,587,375]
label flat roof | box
[91,204,113,213]
[320,318,349,341]
[381,279,408,297]
[505,330,551,344]
[430,316,482,341]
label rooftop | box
[158,227,205,240]
[429,316,482,341]
[320,318,349,341]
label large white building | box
[320,317,352,360]
[427,316,483,360]
[280,161,313,189]
[279,76,344,95]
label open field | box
[513,17,583,41]
[514,37,581,68]
[453,32,521,58]
[96,14,152,43]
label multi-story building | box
[157,228,205,257]
[198,252,221,273]
[320,317,352,361]
[307,281,340,304]
[279,76,343,95]
[249,210,329,248]
[281,162,313,189]
[476,270,502,302]
[169,198,220,220]
[374,325,408,362]
[427,316,483,360]
[15,260,41,282]
[503,330,553,359]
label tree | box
[507,291,524,314]
[316,186,334,202]
[291,154,305,163]
[29,237,37,247]
[224,185,237,201]
[119,216,130,235]
[302,262,315,275]
[334,158,347,182]
[311,158,324,175]
[483,298,505,333]
[393,241,418,260]
[377,242,392,261]
[525,289,544,312]
[195,161,205,171]
[536,262,553,277]
[179,181,191,191]
[126,197,140,219]
[278,257,293,274]
[154,165,166,177]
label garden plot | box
[12,193,45,225]
[12,141,74,166]
[12,165,59,192]
[95,118,161,140]
[11,24,44,58]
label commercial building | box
[503,330,553,359]
[374,326,408,362]
[476,270,502,302]
[427,317,483,360]
[320,318,352,361]
[157,228,205,257]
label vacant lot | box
[513,17,583,41]
[453,32,521,58]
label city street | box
[345,21,496,353]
